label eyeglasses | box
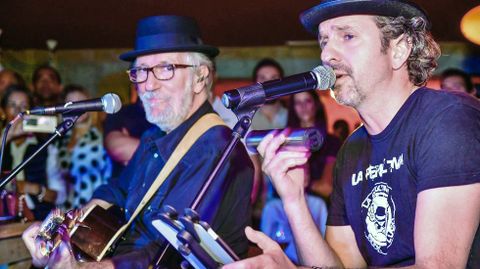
[126,63,196,84]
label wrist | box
[283,194,308,215]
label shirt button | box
[142,182,146,188]
[125,209,128,213]
[154,153,159,158]
[147,206,152,211]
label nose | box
[143,70,160,92]
[320,41,341,67]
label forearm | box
[284,198,342,268]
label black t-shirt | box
[328,88,480,266]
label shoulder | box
[411,87,480,116]
[410,88,480,134]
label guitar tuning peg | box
[184,208,200,223]
[162,205,178,220]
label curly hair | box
[375,16,441,86]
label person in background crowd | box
[250,58,288,131]
[0,69,26,97]
[440,68,477,97]
[103,84,154,179]
[48,84,112,210]
[250,58,288,216]
[0,69,26,128]
[1,85,61,220]
[31,65,63,106]
[287,90,341,199]
[332,119,350,143]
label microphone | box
[245,128,324,154]
[222,65,335,110]
[24,93,122,115]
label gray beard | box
[333,79,366,108]
[141,87,193,133]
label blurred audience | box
[332,119,350,143]
[250,58,288,130]
[287,90,341,199]
[103,85,154,179]
[0,85,59,220]
[440,68,477,97]
[0,69,26,97]
[49,84,112,209]
[249,58,288,228]
[0,69,26,128]
[32,65,63,106]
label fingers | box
[22,222,41,253]
[257,129,282,159]
[48,240,76,269]
[222,228,294,269]
[22,222,49,268]
[245,227,281,252]
[262,151,309,180]
[258,128,311,169]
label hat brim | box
[119,45,220,62]
[300,0,429,34]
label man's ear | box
[391,34,412,70]
[193,65,210,94]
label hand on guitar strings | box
[22,209,83,269]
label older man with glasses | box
[22,15,254,269]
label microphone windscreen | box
[102,93,122,114]
[312,65,336,90]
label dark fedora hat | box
[300,0,429,34]
[119,15,219,62]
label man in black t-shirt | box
[225,1,480,268]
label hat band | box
[135,33,204,51]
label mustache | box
[139,92,170,101]
[324,62,353,76]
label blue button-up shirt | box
[93,101,253,268]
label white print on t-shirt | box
[351,154,404,186]
[362,182,396,255]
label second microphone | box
[245,128,324,154]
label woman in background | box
[50,84,112,209]
[287,90,342,199]
[1,85,59,220]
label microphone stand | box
[152,105,259,268]
[0,114,80,190]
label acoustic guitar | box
[36,204,125,261]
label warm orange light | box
[461,5,480,45]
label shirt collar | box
[151,101,216,160]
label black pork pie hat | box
[120,15,219,62]
[300,0,430,34]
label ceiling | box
[0,0,478,50]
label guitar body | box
[70,204,125,261]
[37,204,125,262]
